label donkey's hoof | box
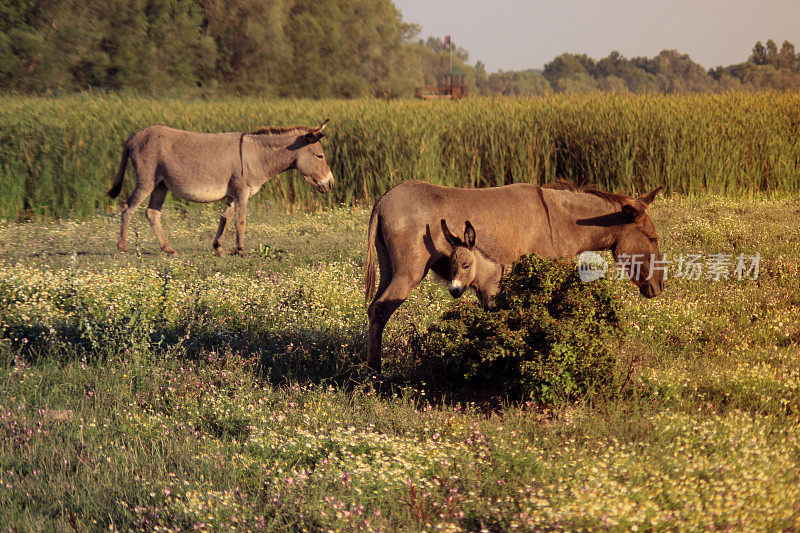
[163,247,177,255]
[233,247,246,257]
[117,243,129,253]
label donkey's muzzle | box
[315,172,335,194]
[640,280,663,298]
[449,287,466,298]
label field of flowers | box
[0,195,799,530]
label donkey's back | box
[125,125,243,194]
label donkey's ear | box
[306,119,329,137]
[621,202,645,221]
[463,221,476,249]
[638,185,663,206]
[441,219,461,247]
[304,120,329,143]
[304,131,325,144]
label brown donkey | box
[364,180,664,371]
[108,120,334,255]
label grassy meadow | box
[3,93,800,220]
[1,192,799,530]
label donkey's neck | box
[545,190,623,255]
[245,133,299,181]
[472,249,507,291]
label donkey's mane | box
[249,125,310,136]
[543,179,629,205]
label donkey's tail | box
[364,206,380,305]
[107,144,130,199]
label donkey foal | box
[441,219,507,309]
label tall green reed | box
[1,92,798,220]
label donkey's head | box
[292,119,334,193]
[441,219,504,309]
[612,186,664,298]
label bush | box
[420,254,625,404]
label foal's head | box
[441,219,504,309]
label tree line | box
[0,0,462,97]
[479,39,800,96]
[1,1,798,97]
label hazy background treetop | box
[1,0,798,97]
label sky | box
[392,0,800,72]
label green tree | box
[543,53,598,93]
[485,70,552,96]
[751,40,768,65]
[275,0,423,97]
[766,39,779,64]
[595,51,658,93]
[543,53,595,82]
[777,40,797,70]
[201,0,290,94]
[632,50,716,92]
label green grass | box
[2,93,800,220]
[0,195,799,530]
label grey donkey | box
[108,120,334,255]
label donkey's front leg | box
[233,194,249,256]
[213,198,235,256]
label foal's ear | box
[638,185,663,206]
[463,221,476,249]
[441,219,461,247]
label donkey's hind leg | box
[212,198,235,256]
[373,238,393,302]
[366,266,426,372]
[145,182,176,254]
[118,185,152,253]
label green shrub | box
[420,254,625,404]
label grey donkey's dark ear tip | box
[305,131,325,143]
[306,119,330,138]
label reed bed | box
[1,92,799,219]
